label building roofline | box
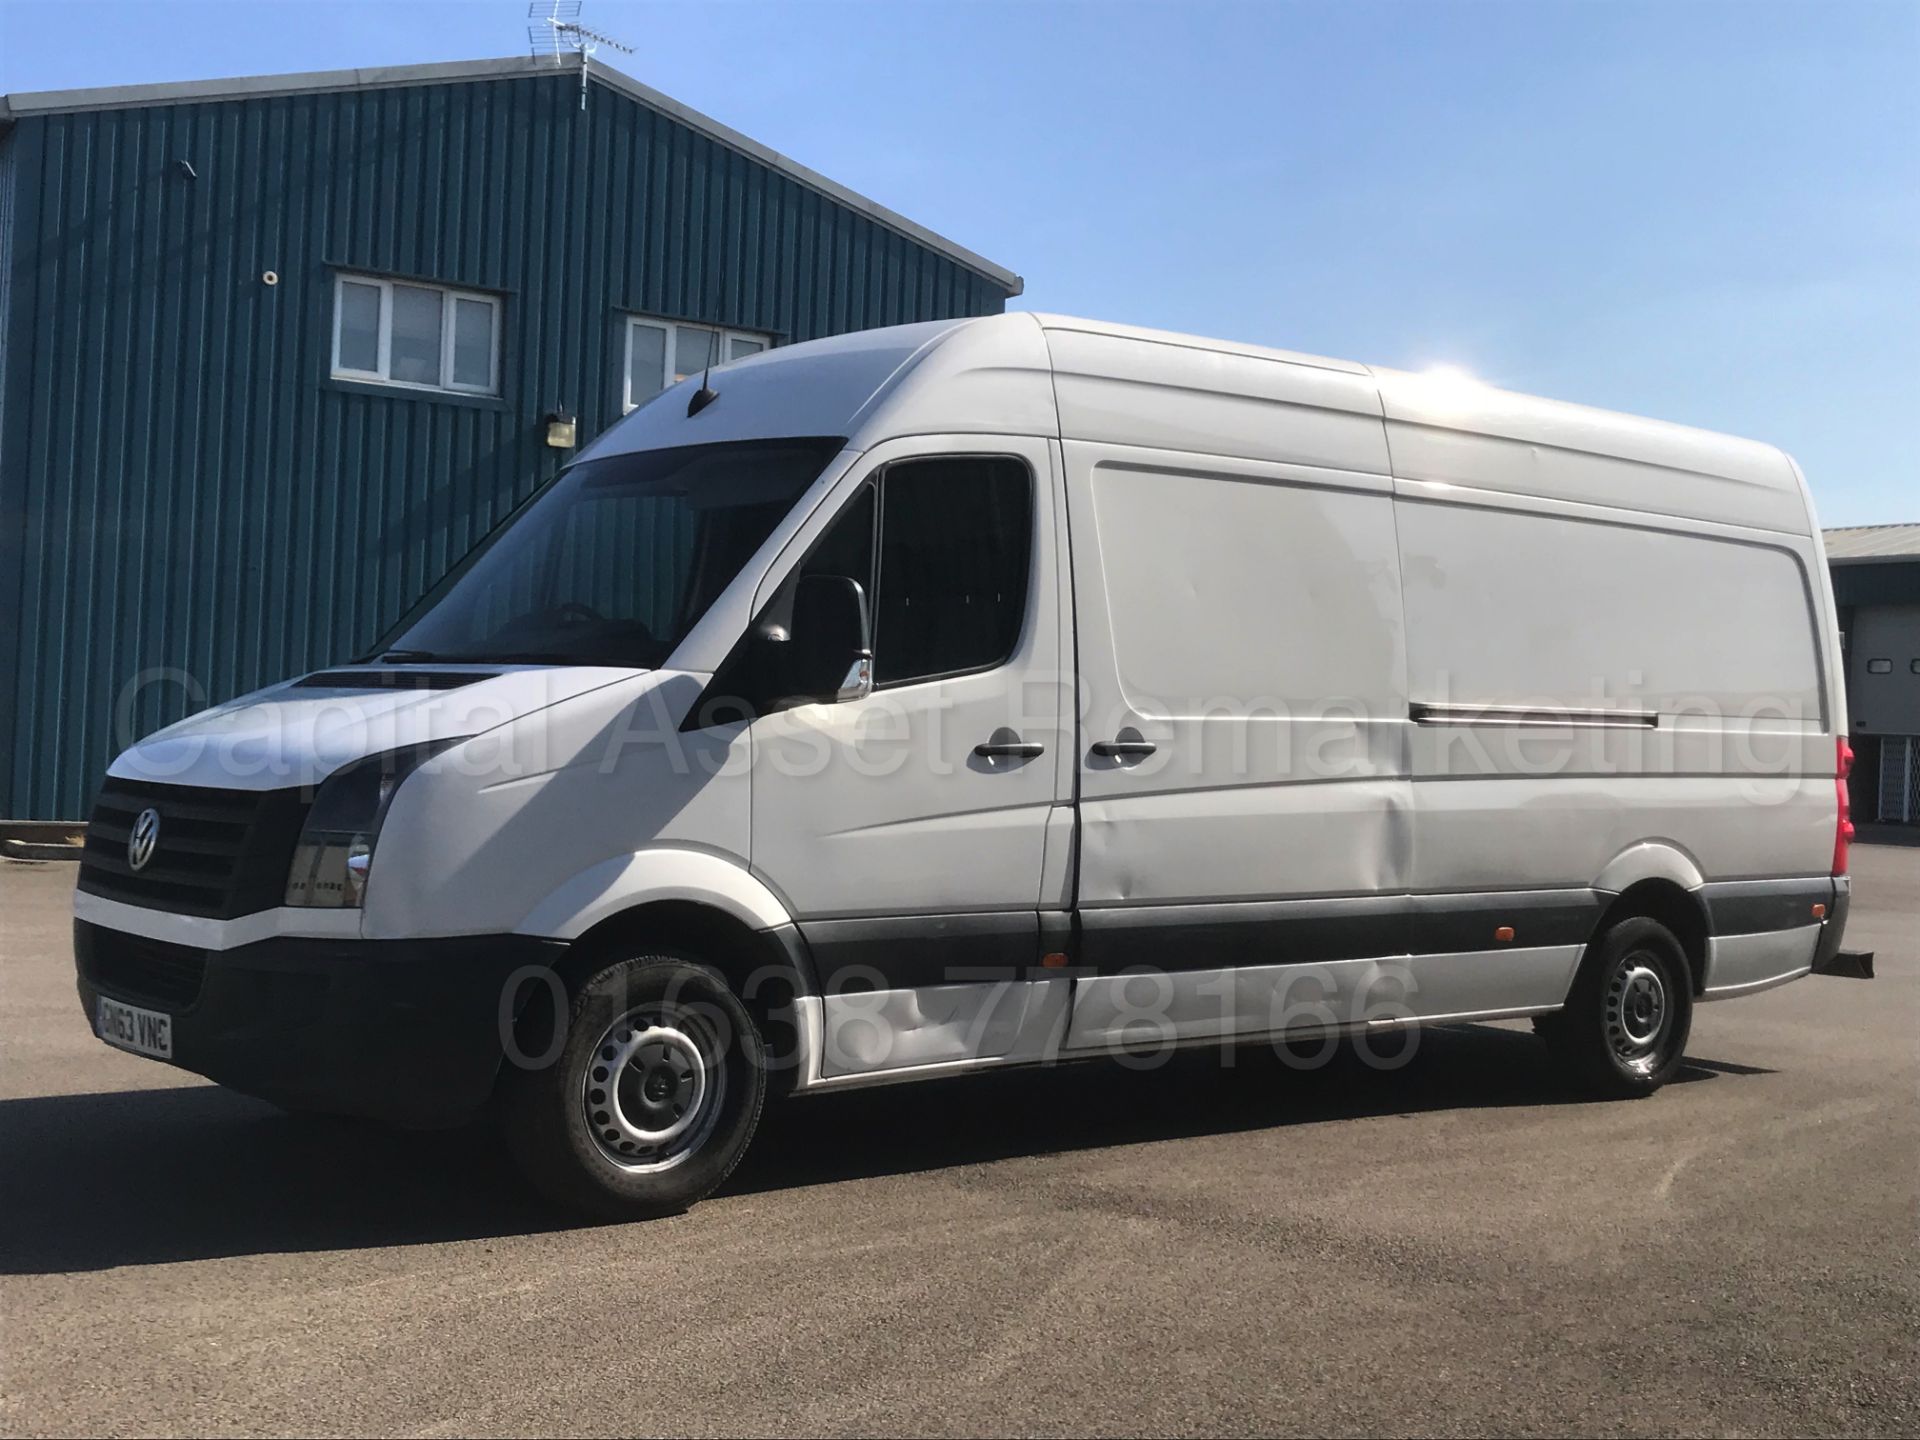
[1822,522,1920,563]
[0,54,1023,295]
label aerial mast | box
[528,0,636,110]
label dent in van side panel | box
[1038,805,1076,911]
[1077,777,1408,907]
[818,977,1071,1077]
[1065,440,1411,911]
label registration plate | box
[96,996,173,1060]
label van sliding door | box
[1047,328,1414,1049]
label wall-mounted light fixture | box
[544,409,576,449]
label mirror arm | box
[836,650,875,705]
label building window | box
[332,274,501,395]
[624,316,771,411]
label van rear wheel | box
[1543,916,1692,1098]
[500,953,767,1221]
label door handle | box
[974,739,1046,759]
[1090,739,1156,758]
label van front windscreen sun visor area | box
[369,437,846,669]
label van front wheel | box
[1544,916,1692,1098]
[501,954,767,1221]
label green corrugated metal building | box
[0,56,1020,820]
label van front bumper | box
[75,920,567,1128]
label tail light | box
[1832,736,1854,876]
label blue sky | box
[3,0,1914,523]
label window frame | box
[622,315,774,413]
[782,453,1037,694]
[330,273,502,396]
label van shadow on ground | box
[0,1024,1771,1275]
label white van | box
[75,313,1856,1218]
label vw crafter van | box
[76,314,1856,1219]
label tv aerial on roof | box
[528,0,635,109]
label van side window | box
[796,482,876,592]
[780,456,1032,695]
[873,457,1032,686]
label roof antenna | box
[687,364,719,418]
[528,0,635,110]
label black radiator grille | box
[79,779,309,919]
[76,922,209,1009]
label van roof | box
[1028,314,1807,533]
[588,311,1810,534]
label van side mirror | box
[780,574,873,706]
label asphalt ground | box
[2,845,1915,1437]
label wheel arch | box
[515,847,795,941]
[510,850,815,1093]
[1587,843,1712,996]
[555,898,814,1002]
[1589,879,1711,997]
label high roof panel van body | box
[75,314,1856,1218]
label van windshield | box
[370,437,845,669]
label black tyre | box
[500,953,767,1221]
[1544,916,1693,1098]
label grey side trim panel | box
[1811,876,1851,974]
[1079,889,1604,975]
[1699,876,1835,936]
[818,977,1071,1078]
[799,910,1039,993]
[1702,924,1822,999]
[1065,945,1584,1050]
[760,921,820,999]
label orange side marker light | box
[1812,903,1826,920]
[1041,952,1069,968]
[1494,926,1515,943]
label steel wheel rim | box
[582,1012,726,1174]
[1606,956,1670,1073]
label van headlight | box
[284,740,465,908]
